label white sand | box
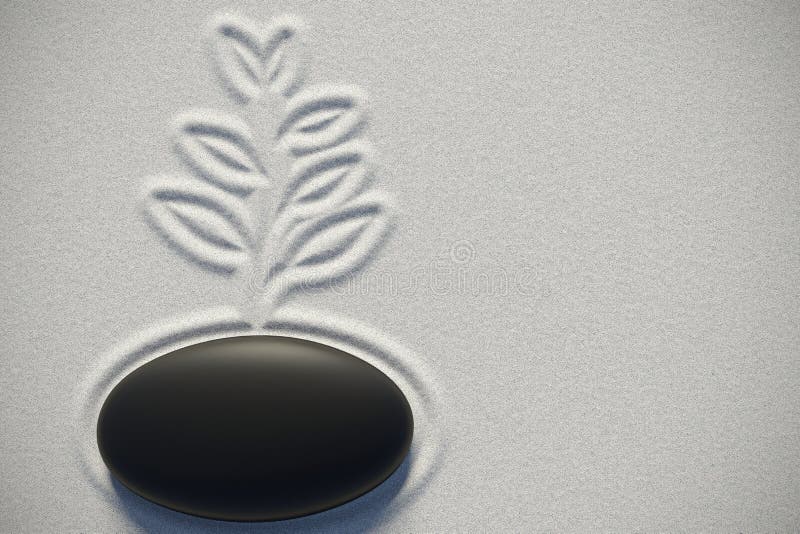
[2,1,800,531]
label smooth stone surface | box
[97,335,413,522]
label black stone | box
[97,335,413,522]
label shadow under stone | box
[112,452,412,533]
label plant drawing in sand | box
[143,13,392,313]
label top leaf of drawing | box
[210,14,305,104]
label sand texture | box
[2,1,800,532]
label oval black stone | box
[97,335,413,522]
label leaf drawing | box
[210,14,305,104]
[278,85,367,155]
[141,13,393,314]
[261,16,306,97]
[275,140,374,226]
[173,110,266,196]
[209,14,262,103]
[143,175,254,274]
[269,192,392,293]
